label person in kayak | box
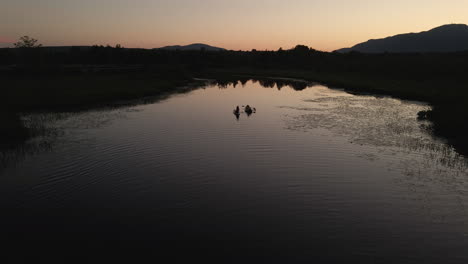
[245,105,253,115]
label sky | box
[1,0,468,51]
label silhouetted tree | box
[293,45,310,53]
[12,36,43,67]
[14,36,42,48]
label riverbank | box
[202,67,468,101]
[2,71,194,112]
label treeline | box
[2,44,468,77]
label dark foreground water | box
[1,80,468,263]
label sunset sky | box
[1,0,468,51]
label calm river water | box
[1,79,468,263]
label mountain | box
[336,24,468,53]
[157,43,225,51]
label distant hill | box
[157,43,225,51]
[0,43,13,48]
[336,24,468,53]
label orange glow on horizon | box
[1,0,468,51]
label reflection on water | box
[1,79,468,263]
[282,85,468,229]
